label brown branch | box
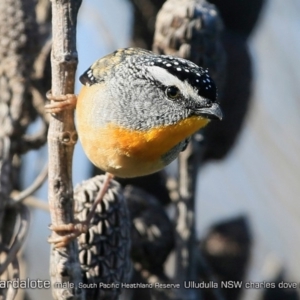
[48,0,82,299]
[175,138,202,299]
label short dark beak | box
[195,103,223,120]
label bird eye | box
[166,86,180,99]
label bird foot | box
[48,222,89,248]
[48,173,114,248]
[45,90,77,113]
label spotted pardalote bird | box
[46,48,222,246]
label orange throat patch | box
[105,116,209,160]
[78,115,209,171]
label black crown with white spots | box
[79,49,217,102]
[137,54,217,102]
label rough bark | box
[48,1,83,299]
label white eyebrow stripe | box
[146,65,201,100]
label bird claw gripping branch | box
[48,222,89,248]
[45,90,77,113]
[48,173,114,248]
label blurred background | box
[20,0,300,299]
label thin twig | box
[34,38,52,80]
[12,163,48,202]
[23,195,49,211]
[31,84,50,123]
